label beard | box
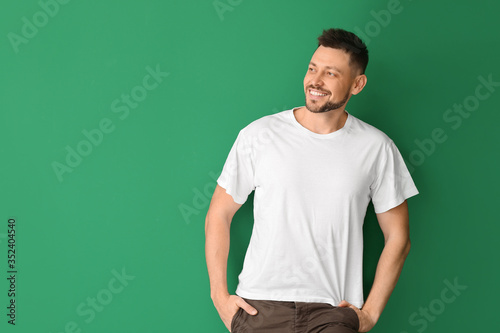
[305,88,350,113]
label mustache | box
[307,86,330,94]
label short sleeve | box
[217,129,256,205]
[370,140,419,213]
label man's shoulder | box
[239,109,290,136]
[348,112,394,146]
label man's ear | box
[351,74,367,95]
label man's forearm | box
[205,215,232,301]
[361,236,411,322]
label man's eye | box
[328,72,335,76]
[308,68,315,72]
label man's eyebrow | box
[309,62,343,73]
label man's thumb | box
[337,300,350,307]
[241,302,258,315]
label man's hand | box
[212,294,258,332]
[338,300,376,332]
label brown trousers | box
[231,297,360,333]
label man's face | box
[303,46,360,113]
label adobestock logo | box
[51,64,169,182]
[7,0,72,54]
[400,277,467,333]
[402,74,499,173]
[179,170,219,225]
[213,0,243,21]
[352,0,405,46]
[49,267,135,333]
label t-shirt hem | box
[236,290,364,308]
[374,187,419,214]
[216,178,247,205]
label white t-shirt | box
[217,107,419,308]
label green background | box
[1,0,498,332]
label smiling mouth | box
[308,88,329,97]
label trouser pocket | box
[343,307,360,332]
[230,307,243,332]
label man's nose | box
[310,73,324,87]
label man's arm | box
[339,199,412,332]
[205,184,258,331]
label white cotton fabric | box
[217,107,419,308]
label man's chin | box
[305,99,347,113]
[305,102,331,113]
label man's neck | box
[293,106,348,135]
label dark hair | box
[317,28,369,75]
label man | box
[205,28,419,333]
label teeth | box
[310,90,327,96]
